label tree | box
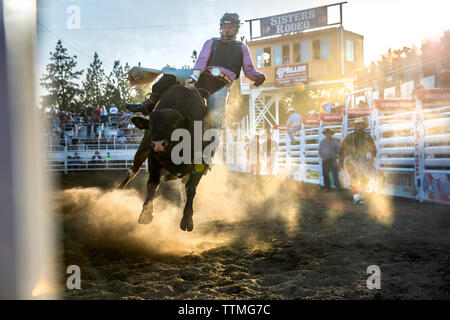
[103,60,136,110]
[82,52,106,107]
[40,40,83,112]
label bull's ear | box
[131,117,150,129]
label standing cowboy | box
[319,128,341,191]
[185,13,266,130]
[286,107,301,145]
[338,118,377,204]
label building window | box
[313,38,329,60]
[346,40,354,62]
[274,44,290,66]
[301,41,309,62]
[293,41,309,63]
[320,38,329,59]
[256,47,271,67]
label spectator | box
[100,105,108,124]
[89,151,103,168]
[319,128,341,191]
[93,105,101,119]
[118,135,127,144]
[90,151,102,164]
[106,152,112,161]
[321,103,333,114]
[93,106,101,137]
[86,115,92,138]
[286,107,301,146]
[109,104,118,115]
[66,135,73,145]
[68,152,82,169]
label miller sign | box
[275,63,308,87]
[260,6,328,37]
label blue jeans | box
[322,159,341,189]
[207,86,230,130]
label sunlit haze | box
[37,0,449,74]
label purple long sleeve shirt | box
[193,37,264,82]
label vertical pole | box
[319,120,324,186]
[373,106,380,193]
[300,123,306,181]
[414,96,424,202]
[340,27,345,76]
[275,98,279,125]
[255,134,260,175]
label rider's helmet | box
[220,13,240,41]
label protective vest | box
[207,39,243,79]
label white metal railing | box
[226,90,450,205]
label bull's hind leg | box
[179,174,190,211]
[138,161,160,224]
[180,172,203,232]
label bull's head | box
[131,109,193,154]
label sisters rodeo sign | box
[260,6,328,37]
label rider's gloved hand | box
[185,70,201,89]
[253,74,266,87]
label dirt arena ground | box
[54,167,450,300]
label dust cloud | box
[59,166,302,257]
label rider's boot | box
[126,93,161,115]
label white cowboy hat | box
[287,107,295,113]
[351,117,368,128]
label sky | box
[36,0,449,80]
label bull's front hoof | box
[180,216,193,232]
[138,206,154,224]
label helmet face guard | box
[220,13,240,41]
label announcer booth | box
[239,2,364,136]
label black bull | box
[129,85,218,232]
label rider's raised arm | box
[241,43,265,81]
[193,38,215,72]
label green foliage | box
[103,60,135,110]
[82,52,106,107]
[40,40,84,112]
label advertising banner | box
[377,171,415,197]
[415,89,450,101]
[302,117,319,125]
[274,64,308,87]
[347,108,371,115]
[422,173,450,203]
[373,99,415,109]
[320,113,342,121]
